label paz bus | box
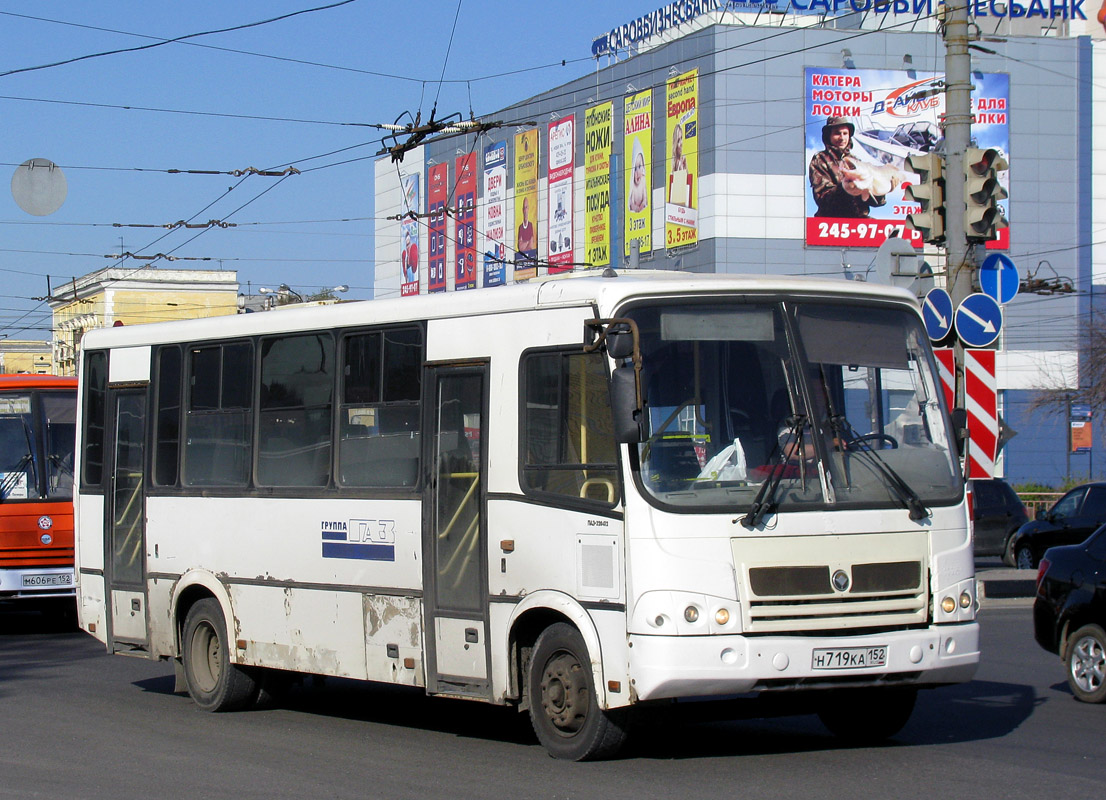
[73,271,978,760]
[0,374,78,610]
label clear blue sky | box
[0,0,626,338]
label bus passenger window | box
[183,342,253,487]
[153,346,182,487]
[81,351,107,488]
[338,327,422,488]
[257,333,334,488]
[521,350,619,506]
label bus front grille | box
[735,533,931,633]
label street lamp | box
[258,283,348,308]
[277,283,303,302]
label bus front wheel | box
[181,598,259,712]
[527,622,631,760]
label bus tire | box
[527,622,631,761]
[816,686,917,743]
[181,598,259,712]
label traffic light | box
[904,153,945,244]
[964,147,1008,241]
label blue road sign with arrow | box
[955,292,1003,347]
[979,253,1019,304]
[922,287,954,342]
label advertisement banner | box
[665,68,698,252]
[1072,420,1093,453]
[454,152,477,291]
[513,129,539,281]
[482,140,508,287]
[399,174,420,297]
[584,102,613,268]
[427,163,448,294]
[624,89,653,260]
[804,67,1010,249]
[547,116,575,274]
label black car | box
[969,478,1029,563]
[1008,482,1106,570]
[1032,526,1106,703]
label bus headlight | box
[959,591,972,609]
[941,596,957,614]
[683,605,700,623]
[714,607,730,625]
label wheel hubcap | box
[1071,636,1105,694]
[540,651,589,735]
[190,622,220,693]
[1017,549,1032,569]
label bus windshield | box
[0,391,76,501]
[626,299,961,512]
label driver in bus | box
[750,423,818,480]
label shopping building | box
[374,2,1106,485]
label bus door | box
[423,365,490,698]
[105,388,149,652]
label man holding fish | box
[808,116,902,218]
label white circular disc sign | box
[12,158,67,216]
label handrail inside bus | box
[580,477,615,503]
[438,471,480,589]
[115,474,144,569]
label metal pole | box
[943,1,975,415]
[1067,394,1072,480]
[944,1,973,307]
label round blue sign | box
[979,253,1019,304]
[955,293,1003,348]
[922,288,954,342]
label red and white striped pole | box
[963,349,998,478]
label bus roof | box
[0,374,77,389]
[79,270,920,351]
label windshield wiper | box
[739,414,806,528]
[47,453,74,478]
[831,414,930,521]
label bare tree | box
[1027,316,1106,417]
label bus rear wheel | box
[181,598,259,712]
[816,687,917,743]
[527,622,631,761]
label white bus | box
[74,271,978,760]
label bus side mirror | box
[610,366,644,443]
[950,407,968,458]
[606,325,635,359]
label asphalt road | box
[1,602,1103,800]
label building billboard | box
[454,152,477,291]
[665,68,698,252]
[804,67,1010,249]
[427,162,448,293]
[584,102,613,268]
[548,116,575,274]
[624,89,653,260]
[513,129,539,281]
[399,174,420,297]
[482,140,507,287]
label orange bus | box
[0,374,78,611]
